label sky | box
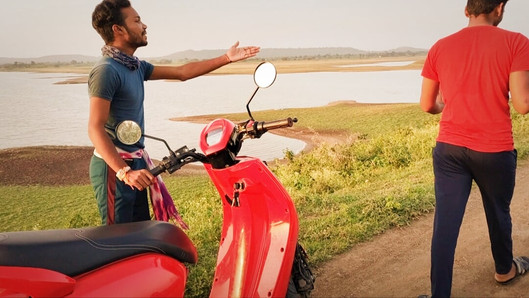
[1,0,528,58]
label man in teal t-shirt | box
[88,0,260,225]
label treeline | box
[0,60,94,71]
[273,50,426,61]
[1,50,427,70]
[149,50,427,65]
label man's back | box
[422,26,529,152]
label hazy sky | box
[1,0,528,58]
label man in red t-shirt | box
[420,0,529,296]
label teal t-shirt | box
[88,57,154,151]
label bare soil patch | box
[0,146,94,186]
[0,146,206,186]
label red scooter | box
[0,62,314,297]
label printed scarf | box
[117,147,189,230]
[102,45,141,71]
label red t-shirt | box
[422,26,529,152]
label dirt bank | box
[0,146,206,186]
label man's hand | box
[226,41,260,63]
[124,169,155,191]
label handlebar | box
[149,146,207,176]
[257,117,298,131]
[150,163,168,177]
[150,117,297,173]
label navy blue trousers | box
[430,142,516,297]
[90,155,150,225]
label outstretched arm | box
[149,41,260,81]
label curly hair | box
[92,0,131,44]
[466,0,508,16]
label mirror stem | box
[144,134,176,156]
[246,87,259,121]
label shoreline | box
[2,56,425,85]
[0,121,334,186]
[171,102,359,153]
[0,98,396,186]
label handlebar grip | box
[150,164,166,176]
[258,117,298,131]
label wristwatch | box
[116,166,131,181]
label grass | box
[0,185,99,231]
[2,102,529,297]
[177,102,439,139]
[254,102,438,136]
[273,124,438,263]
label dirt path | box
[312,160,529,297]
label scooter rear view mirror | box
[247,62,277,120]
[116,120,142,145]
[253,62,277,88]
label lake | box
[0,69,422,160]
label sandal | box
[496,256,529,285]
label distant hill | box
[0,47,427,65]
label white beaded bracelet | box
[116,166,131,181]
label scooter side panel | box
[206,158,299,298]
[70,253,188,297]
[0,266,75,297]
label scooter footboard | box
[205,158,299,297]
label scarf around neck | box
[102,45,141,70]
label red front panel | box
[206,157,299,298]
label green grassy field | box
[1,102,528,297]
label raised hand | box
[226,41,260,62]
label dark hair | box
[92,0,131,44]
[466,0,508,16]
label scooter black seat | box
[0,221,198,277]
